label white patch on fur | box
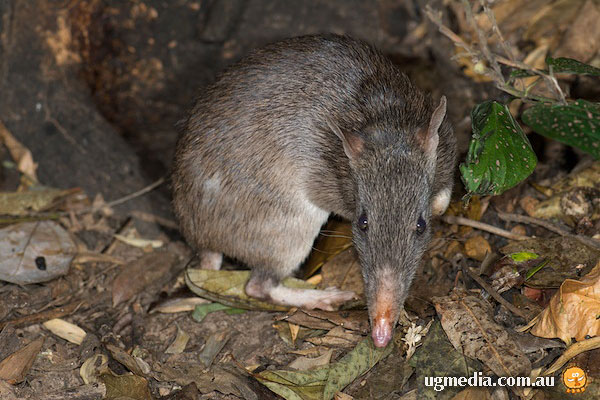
[300,196,330,224]
[275,194,330,276]
[202,174,221,195]
[431,188,451,216]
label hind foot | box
[245,274,354,311]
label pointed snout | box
[368,266,404,348]
[372,314,394,347]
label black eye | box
[416,215,426,236]
[357,213,368,231]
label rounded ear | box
[326,117,364,160]
[418,96,446,157]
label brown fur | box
[172,35,457,338]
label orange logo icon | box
[562,365,587,393]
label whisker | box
[317,233,353,239]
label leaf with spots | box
[256,336,392,400]
[509,57,600,78]
[460,101,537,197]
[522,99,600,159]
[546,57,600,76]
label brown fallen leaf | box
[113,232,163,249]
[433,288,532,378]
[320,248,364,298]
[105,344,146,377]
[150,297,210,314]
[0,337,45,384]
[288,348,334,371]
[451,387,493,400]
[334,393,354,400]
[199,330,230,369]
[288,322,300,345]
[464,236,492,261]
[0,120,38,182]
[73,252,125,266]
[112,251,179,306]
[530,261,600,343]
[519,196,540,217]
[43,318,86,345]
[303,220,353,279]
[305,326,363,348]
[153,363,262,399]
[80,354,109,384]
[555,0,600,62]
[165,325,190,355]
[272,321,324,346]
[544,336,600,375]
[0,380,18,400]
[532,161,600,222]
[0,189,74,216]
[278,309,369,334]
[0,326,21,362]
[101,372,152,400]
[524,0,585,45]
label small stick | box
[544,337,600,375]
[462,266,529,320]
[106,177,166,208]
[0,301,84,330]
[497,212,600,251]
[441,215,529,241]
[61,177,166,216]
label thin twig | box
[107,177,166,208]
[481,1,514,64]
[544,337,600,375]
[442,215,529,241]
[546,65,568,105]
[462,0,504,85]
[65,177,166,216]
[462,265,529,320]
[497,212,600,251]
[0,301,85,330]
[426,3,566,104]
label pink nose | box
[372,317,393,347]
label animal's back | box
[172,36,380,268]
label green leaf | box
[508,251,540,263]
[410,321,482,399]
[192,302,232,322]
[546,57,600,76]
[322,337,392,399]
[256,336,392,400]
[522,99,600,159]
[460,101,537,197]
